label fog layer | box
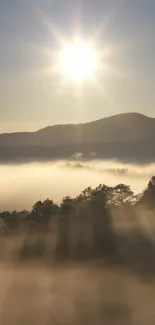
[0,160,155,210]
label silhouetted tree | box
[140,176,155,207]
[31,199,58,228]
[110,184,134,207]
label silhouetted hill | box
[1,112,155,163]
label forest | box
[0,176,155,272]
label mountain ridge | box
[1,112,155,163]
[0,112,152,135]
[36,112,153,132]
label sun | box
[58,41,98,83]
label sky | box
[0,0,155,132]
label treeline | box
[1,177,155,266]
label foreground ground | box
[0,262,155,325]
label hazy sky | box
[0,0,155,132]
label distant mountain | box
[1,113,155,163]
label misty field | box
[0,261,155,325]
[0,207,155,324]
[0,165,155,324]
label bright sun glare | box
[59,42,98,82]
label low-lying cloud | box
[0,159,155,211]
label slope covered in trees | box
[0,177,155,272]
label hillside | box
[1,112,155,163]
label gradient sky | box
[0,0,155,132]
